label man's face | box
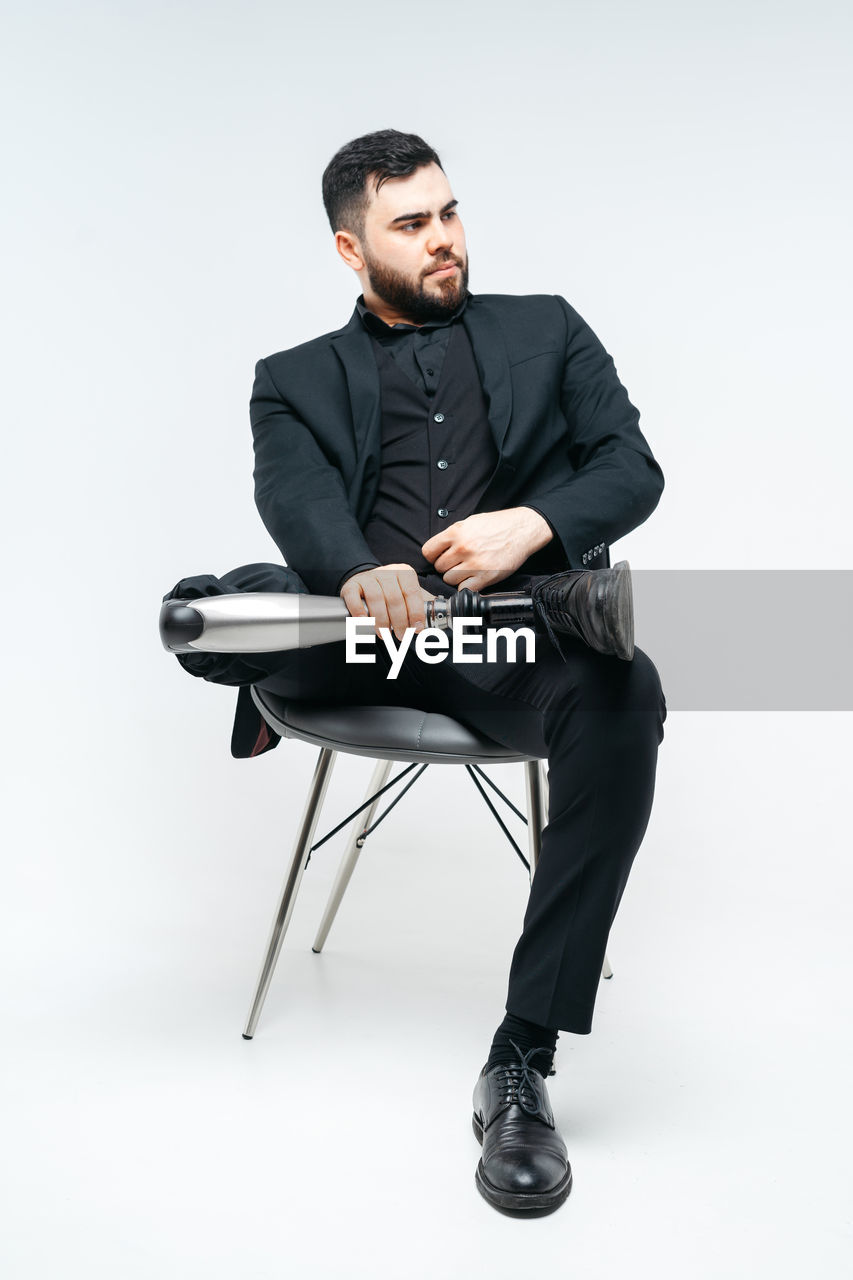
[354,162,468,324]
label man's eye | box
[442,211,456,220]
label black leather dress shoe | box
[531,560,634,661]
[472,1042,572,1213]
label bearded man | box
[163,128,667,1215]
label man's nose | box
[426,216,455,255]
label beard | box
[361,245,470,324]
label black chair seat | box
[251,688,537,764]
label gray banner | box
[631,571,853,710]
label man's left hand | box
[422,507,553,592]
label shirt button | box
[426,368,434,376]
[437,507,449,518]
[433,412,445,423]
[437,459,449,470]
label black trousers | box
[164,562,667,1035]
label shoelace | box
[532,575,586,664]
[494,1041,552,1116]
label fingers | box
[367,576,401,633]
[421,528,454,564]
[340,565,424,636]
[441,566,506,592]
[340,580,371,619]
[425,522,473,575]
[425,535,479,585]
[426,513,531,583]
[426,524,479,584]
[341,563,505,633]
[398,570,427,631]
[437,562,470,588]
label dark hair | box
[322,129,443,242]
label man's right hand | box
[340,564,435,638]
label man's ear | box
[335,229,364,272]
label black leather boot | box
[531,560,634,660]
[472,1042,572,1213]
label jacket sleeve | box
[250,357,380,597]
[520,295,664,568]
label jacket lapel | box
[461,295,513,454]
[330,308,382,460]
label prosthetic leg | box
[160,563,634,662]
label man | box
[164,128,666,1214]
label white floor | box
[3,711,851,1279]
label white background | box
[2,2,851,1276]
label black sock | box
[486,1012,559,1078]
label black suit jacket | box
[250,292,664,597]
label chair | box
[241,689,612,1041]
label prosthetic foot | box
[531,560,634,660]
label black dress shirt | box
[355,291,469,396]
[340,292,478,593]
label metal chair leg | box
[312,757,393,954]
[530,760,613,980]
[524,760,545,883]
[242,746,336,1039]
[538,759,550,819]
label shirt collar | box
[356,289,469,337]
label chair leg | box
[312,757,393,954]
[529,760,613,980]
[538,759,549,817]
[242,746,336,1039]
[524,760,545,884]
